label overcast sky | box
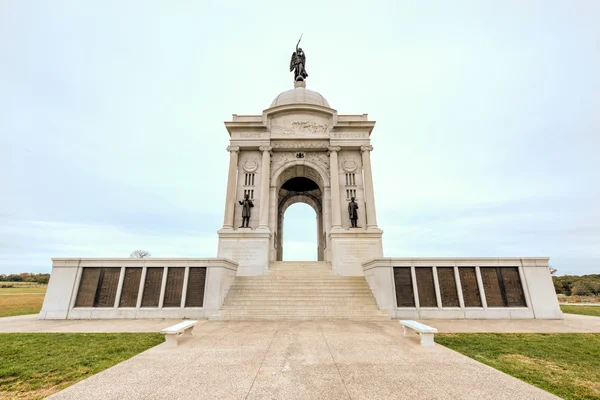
[1,1,599,276]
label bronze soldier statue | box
[348,197,359,228]
[239,193,254,228]
[290,34,308,82]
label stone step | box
[230,283,369,286]
[211,316,391,321]
[218,261,388,321]
[221,310,389,318]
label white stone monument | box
[39,44,563,320]
[217,80,383,276]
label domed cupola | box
[269,81,330,108]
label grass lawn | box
[437,333,600,400]
[561,305,600,317]
[0,333,163,399]
[0,286,47,318]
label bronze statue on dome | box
[290,34,308,82]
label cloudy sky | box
[1,1,599,275]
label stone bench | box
[399,320,438,346]
[160,320,198,347]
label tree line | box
[553,274,600,296]
[0,273,50,284]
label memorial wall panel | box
[415,267,437,307]
[185,267,206,307]
[481,267,505,307]
[163,267,185,307]
[501,267,526,307]
[437,267,459,307]
[459,267,482,307]
[75,268,101,307]
[393,267,415,307]
[141,268,164,307]
[94,268,120,308]
[119,268,142,307]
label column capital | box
[259,145,272,152]
[226,145,240,153]
[361,145,374,153]
[328,146,341,154]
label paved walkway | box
[3,315,598,399]
[36,320,561,400]
[2,313,599,333]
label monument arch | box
[273,163,328,262]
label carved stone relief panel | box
[270,151,330,181]
[269,113,333,139]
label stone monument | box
[38,40,563,320]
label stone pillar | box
[328,146,342,229]
[361,145,378,229]
[222,146,239,228]
[258,146,272,229]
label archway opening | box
[282,203,318,261]
[274,164,326,262]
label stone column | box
[361,145,378,229]
[258,146,272,229]
[328,146,342,228]
[222,146,239,229]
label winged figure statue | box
[290,35,308,81]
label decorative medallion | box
[342,159,358,172]
[243,159,259,173]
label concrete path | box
[2,312,599,333]
[42,321,561,400]
[0,314,183,333]
[421,313,600,333]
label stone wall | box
[363,257,563,319]
[39,258,238,319]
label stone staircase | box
[215,261,391,320]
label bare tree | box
[130,249,151,258]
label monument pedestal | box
[329,228,383,276]
[217,227,271,276]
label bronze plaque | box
[119,268,142,307]
[481,267,504,307]
[94,268,120,307]
[415,267,437,307]
[75,268,101,307]
[459,267,482,307]
[393,267,415,307]
[437,267,459,307]
[501,267,526,307]
[163,268,185,307]
[185,267,206,307]
[141,268,164,307]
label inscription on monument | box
[415,268,437,307]
[119,267,142,307]
[141,268,163,307]
[459,267,482,307]
[332,132,368,139]
[185,267,206,307]
[393,267,415,307]
[163,267,185,307]
[437,267,460,307]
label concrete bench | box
[399,320,438,346]
[160,320,198,347]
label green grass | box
[561,305,600,317]
[0,333,163,399]
[437,333,600,400]
[0,285,47,318]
